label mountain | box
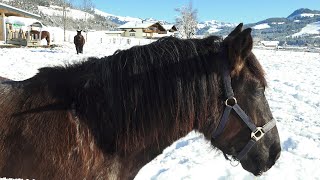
[94,9,170,25]
[287,8,320,20]
[243,8,320,46]
[94,9,142,25]
[1,0,118,30]
[197,20,236,35]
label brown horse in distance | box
[30,30,50,46]
[0,24,281,179]
[74,30,85,54]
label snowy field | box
[0,38,319,180]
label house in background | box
[118,21,167,39]
[260,40,280,49]
[162,24,178,37]
[0,2,40,44]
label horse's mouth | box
[252,166,271,176]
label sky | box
[84,0,319,23]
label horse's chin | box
[240,159,272,176]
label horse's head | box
[209,23,281,176]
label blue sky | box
[87,0,319,23]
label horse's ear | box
[227,28,253,76]
[227,23,243,37]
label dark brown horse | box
[0,24,280,179]
[74,30,85,54]
[30,30,51,46]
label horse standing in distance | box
[30,30,51,46]
[74,30,85,54]
[0,24,281,179]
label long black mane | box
[24,36,226,155]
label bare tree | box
[175,1,198,39]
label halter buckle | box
[251,127,264,141]
[225,97,237,107]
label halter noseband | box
[211,64,276,161]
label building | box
[0,2,41,45]
[118,21,167,39]
[260,41,280,49]
[162,24,178,37]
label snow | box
[5,16,43,32]
[300,13,320,18]
[0,34,320,179]
[94,9,142,23]
[252,23,271,30]
[38,5,94,20]
[271,22,285,25]
[197,20,236,33]
[260,41,279,47]
[292,21,320,37]
[0,2,40,18]
[118,21,156,29]
[288,13,320,20]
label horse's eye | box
[254,87,265,97]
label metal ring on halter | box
[225,97,237,107]
[230,158,240,167]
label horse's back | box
[74,35,85,46]
[0,79,115,179]
[0,80,60,178]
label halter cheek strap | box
[212,65,276,161]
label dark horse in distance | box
[30,30,51,46]
[0,24,280,179]
[74,30,85,54]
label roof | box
[6,16,43,27]
[0,2,41,19]
[162,24,177,31]
[118,21,156,29]
[261,41,279,46]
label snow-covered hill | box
[94,9,142,25]
[292,21,320,37]
[246,8,320,46]
[38,5,94,20]
[197,20,236,34]
[287,8,320,20]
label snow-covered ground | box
[0,38,319,180]
[252,23,271,30]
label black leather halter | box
[212,64,276,161]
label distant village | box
[0,2,179,47]
[1,2,319,53]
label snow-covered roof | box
[0,2,40,19]
[118,21,156,29]
[162,24,177,31]
[5,16,43,27]
[261,41,279,46]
